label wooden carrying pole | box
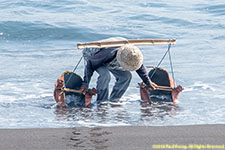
[138,83,173,91]
[155,85,173,91]
[77,39,176,49]
[63,88,83,94]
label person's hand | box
[148,82,158,90]
[80,85,88,95]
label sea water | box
[0,0,225,128]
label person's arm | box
[82,48,116,87]
[136,65,158,90]
[136,65,151,85]
[136,65,153,104]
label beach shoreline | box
[0,124,224,150]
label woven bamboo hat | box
[116,44,143,71]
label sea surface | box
[0,0,225,128]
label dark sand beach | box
[0,125,224,150]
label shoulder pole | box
[77,39,176,49]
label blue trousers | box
[96,66,132,103]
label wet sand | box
[0,125,224,150]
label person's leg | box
[96,66,111,103]
[109,69,132,101]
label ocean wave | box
[0,21,111,41]
[199,4,225,16]
[0,0,225,128]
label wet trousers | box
[96,66,132,103]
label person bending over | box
[80,37,156,104]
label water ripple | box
[0,0,225,128]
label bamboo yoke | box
[77,39,176,49]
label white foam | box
[192,82,216,91]
[76,120,129,127]
[0,95,17,102]
[122,93,140,101]
[182,87,193,92]
[40,93,53,98]
[213,94,225,99]
[23,94,40,100]
[0,81,53,103]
